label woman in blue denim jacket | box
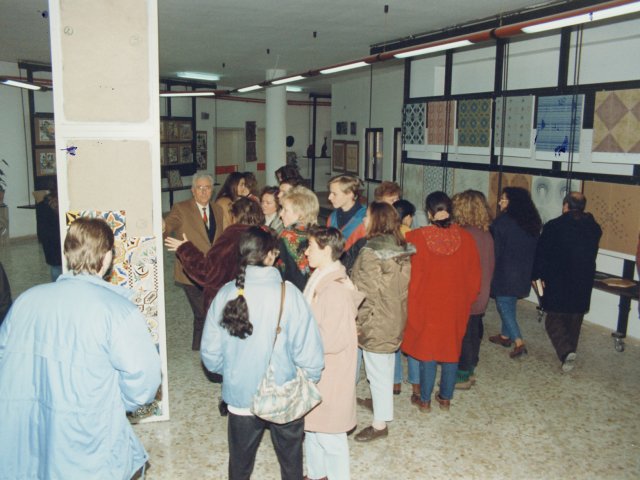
[201,226,324,480]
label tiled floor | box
[2,237,639,479]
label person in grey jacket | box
[201,226,324,480]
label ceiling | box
[0,0,571,95]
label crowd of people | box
[0,162,611,479]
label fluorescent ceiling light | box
[272,75,305,85]
[522,2,640,33]
[286,86,303,92]
[159,91,215,97]
[320,61,369,74]
[237,84,263,93]
[0,77,42,90]
[176,71,220,82]
[394,39,473,59]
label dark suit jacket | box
[164,198,215,285]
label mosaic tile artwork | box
[531,176,582,225]
[488,172,532,213]
[401,163,425,209]
[402,103,426,145]
[427,100,455,146]
[535,95,584,156]
[424,165,454,197]
[452,168,490,198]
[583,181,640,256]
[494,96,534,151]
[125,236,158,293]
[592,89,640,153]
[458,98,492,147]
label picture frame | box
[166,145,179,165]
[165,121,179,141]
[34,115,55,146]
[196,130,207,151]
[160,121,166,142]
[336,121,348,135]
[35,148,57,177]
[345,141,359,175]
[179,121,193,141]
[166,169,183,188]
[350,122,357,136]
[179,144,193,164]
[196,150,207,170]
[332,140,346,172]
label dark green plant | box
[0,159,7,192]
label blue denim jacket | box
[201,266,324,408]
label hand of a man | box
[164,233,189,252]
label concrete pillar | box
[265,69,286,185]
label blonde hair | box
[64,217,114,274]
[280,186,319,225]
[328,174,363,199]
[452,189,493,231]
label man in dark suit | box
[533,192,602,372]
[164,173,216,350]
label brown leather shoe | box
[435,392,450,410]
[354,425,388,442]
[411,395,431,413]
[393,383,401,395]
[356,397,373,413]
[489,334,512,347]
[509,343,528,358]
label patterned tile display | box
[402,103,425,145]
[401,163,425,209]
[458,98,492,147]
[488,172,532,213]
[424,165,454,197]
[531,176,581,225]
[593,89,640,153]
[494,96,534,150]
[535,95,584,156]
[583,181,640,256]
[452,168,490,198]
[427,100,455,146]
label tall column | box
[265,69,286,185]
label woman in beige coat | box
[303,226,364,480]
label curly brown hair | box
[452,190,493,231]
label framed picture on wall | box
[160,121,166,142]
[332,141,346,172]
[179,145,193,164]
[345,141,359,175]
[166,145,179,164]
[165,121,179,141]
[160,146,167,165]
[336,121,348,135]
[196,131,207,151]
[166,169,183,188]
[179,121,193,141]
[196,150,207,170]
[35,148,56,177]
[34,115,55,146]
[350,122,357,136]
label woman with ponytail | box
[200,226,324,480]
[402,191,481,412]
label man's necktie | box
[202,207,208,225]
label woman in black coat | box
[489,187,541,359]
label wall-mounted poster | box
[332,141,345,171]
[34,115,55,146]
[179,145,193,164]
[535,94,584,161]
[35,148,56,177]
[178,121,193,141]
[336,121,348,135]
[345,141,359,175]
[166,145,179,164]
[196,151,207,170]
[196,131,207,151]
[592,88,640,165]
[165,121,178,141]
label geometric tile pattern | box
[535,95,584,156]
[402,103,425,145]
[427,100,455,146]
[458,98,492,147]
[583,181,640,256]
[593,89,640,153]
[494,96,534,150]
[424,165,454,197]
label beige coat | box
[351,235,414,353]
[212,197,233,242]
[304,263,364,434]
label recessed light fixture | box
[176,72,220,82]
[320,61,369,74]
[272,75,305,85]
[0,77,43,90]
[286,86,303,92]
[394,39,474,59]
[237,84,263,93]
[159,91,216,97]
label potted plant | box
[0,159,7,206]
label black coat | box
[490,214,539,298]
[532,211,601,313]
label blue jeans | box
[495,296,522,341]
[394,350,420,384]
[418,361,457,402]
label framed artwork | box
[179,121,193,141]
[345,141,359,175]
[196,131,207,151]
[166,145,179,165]
[350,122,357,136]
[34,115,55,146]
[166,169,183,188]
[196,150,207,170]
[35,148,56,177]
[179,145,193,164]
[336,121,348,135]
[332,141,345,171]
[160,121,166,142]
[160,146,167,165]
[165,121,178,141]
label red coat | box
[402,224,481,363]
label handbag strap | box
[266,282,286,364]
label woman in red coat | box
[403,191,480,412]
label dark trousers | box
[180,283,206,350]
[459,314,484,371]
[545,311,584,361]
[228,413,304,480]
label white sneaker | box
[562,352,577,372]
